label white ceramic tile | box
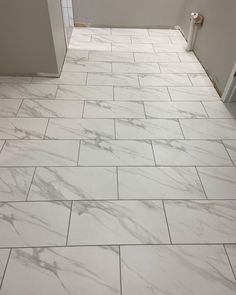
[78,140,155,166]
[144,102,207,118]
[225,245,236,275]
[223,140,236,165]
[0,76,32,83]
[1,246,120,295]
[0,249,10,284]
[112,28,148,35]
[112,62,160,73]
[69,42,111,51]
[0,201,70,247]
[68,200,170,245]
[89,51,134,62]
[17,99,84,118]
[169,87,220,101]
[116,119,183,139]
[73,27,111,35]
[118,167,205,199]
[203,102,236,118]
[92,35,131,43]
[112,43,154,53]
[139,74,191,86]
[121,245,236,295]
[134,52,179,62]
[178,52,198,62]
[114,86,170,101]
[197,167,236,199]
[32,72,87,84]
[154,44,186,52]
[0,99,22,117]
[160,63,205,74]
[188,73,214,86]
[0,83,57,99]
[63,61,111,73]
[131,36,171,44]
[170,35,187,44]
[28,167,117,201]
[83,101,145,118]
[56,85,113,100]
[66,49,89,61]
[0,167,34,201]
[149,29,181,36]
[70,33,91,43]
[165,200,236,243]
[46,119,115,139]
[180,119,236,139]
[87,73,139,86]
[152,140,233,166]
[0,140,79,166]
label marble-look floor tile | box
[223,140,236,165]
[134,52,179,62]
[177,52,198,62]
[164,200,236,243]
[114,86,170,101]
[152,140,233,166]
[92,34,131,43]
[0,118,48,140]
[154,44,186,53]
[89,51,134,62]
[63,61,111,73]
[149,29,181,36]
[131,36,171,44]
[28,167,117,201]
[0,249,10,284]
[116,119,183,139]
[203,102,236,118]
[0,99,22,117]
[112,28,148,35]
[56,85,113,100]
[188,73,213,86]
[0,76,32,83]
[139,74,191,86]
[160,62,205,74]
[225,245,236,275]
[0,201,70,247]
[0,141,4,151]
[69,42,111,51]
[68,200,170,245]
[180,119,236,139]
[0,83,57,99]
[169,87,219,101]
[0,140,79,166]
[170,35,187,44]
[112,43,154,53]
[118,167,205,199]
[70,32,91,43]
[1,246,120,295]
[46,119,115,139]
[78,140,155,166]
[0,167,34,201]
[17,99,84,118]
[73,27,111,35]
[32,72,87,85]
[121,245,236,295]
[87,73,139,86]
[112,62,160,73]
[197,167,236,199]
[83,101,145,118]
[144,102,207,118]
[65,49,89,62]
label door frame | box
[222,61,236,102]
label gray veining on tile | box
[0,249,10,284]
[17,99,84,118]
[70,41,111,51]
[89,51,134,62]
[188,73,214,86]
[121,245,236,295]
[139,74,191,86]
[112,62,160,73]
[169,87,219,101]
[28,167,117,201]
[83,101,145,118]
[112,43,154,53]
[66,49,89,62]
[114,86,170,101]
[160,62,204,73]
[164,200,236,243]
[118,166,205,199]
[32,72,87,85]
[0,140,80,166]
[144,102,207,118]
[152,140,233,166]
[0,201,70,247]
[0,167,34,201]
[0,118,48,139]
[134,52,179,62]
[63,61,111,73]
[78,140,155,166]
[116,119,183,139]
[203,102,236,118]
[87,73,139,86]
[0,99,22,117]
[92,35,131,43]
[68,200,170,245]
[46,119,115,139]
[223,140,236,165]
[56,85,113,100]
[197,167,236,199]
[1,246,120,295]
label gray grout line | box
[0,248,12,290]
[15,99,24,117]
[200,101,210,118]
[221,140,235,167]
[118,246,123,295]
[43,118,50,139]
[66,201,73,246]
[76,140,81,166]
[223,244,236,281]
[25,167,36,201]
[150,141,157,166]
[81,100,86,118]
[162,200,172,244]
[114,119,117,139]
[0,141,6,154]
[195,167,208,200]
[177,119,186,139]
[116,166,120,200]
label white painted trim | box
[222,61,236,102]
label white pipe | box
[186,12,199,52]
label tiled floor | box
[0,27,236,294]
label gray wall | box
[72,0,185,28]
[0,0,66,77]
[180,0,236,95]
